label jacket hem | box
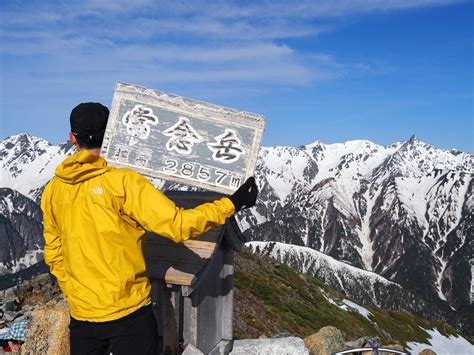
[69,297,152,323]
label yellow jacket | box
[41,150,235,322]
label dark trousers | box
[69,304,158,355]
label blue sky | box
[1,0,473,152]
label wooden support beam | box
[162,285,181,355]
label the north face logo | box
[91,187,104,195]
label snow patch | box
[357,189,377,270]
[261,146,312,183]
[341,299,373,320]
[395,177,429,229]
[407,327,474,355]
[322,292,374,321]
[246,241,395,287]
[266,174,293,203]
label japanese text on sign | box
[101,82,265,194]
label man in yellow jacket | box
[41,102,258,354]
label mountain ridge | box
[235,133,472,318]
[1,132,472,338]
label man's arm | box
[40,183,68,296]
[120,171,252,243]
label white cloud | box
[0,0,464,88]
[131,0,464,20]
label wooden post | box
[162,284,182,355]
[144,192,247,355]
[221,244,234,344]
[152,280,164,354]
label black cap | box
[70,102,109,148]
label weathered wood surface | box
[182,245,234,354]
[145,228,223,286]
[163,286,182,355]
[145,239,218,262]
[102,82,265,194]
[144,192,228,286]
[145,192,244,354]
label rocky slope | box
[0,188,44,274]
[236,137,473,314]
[2,250,472,354]
[246,241,441,316]
[234,249,473,353]
[246,241,474,339]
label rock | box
[304,326,346,355]
[380,344,405,355]
[271,332,293,338]
[16,274,62,307]
[345,336,380,349]
[2,311,18,322]
[35,274,51,286]
[419,349,436,355]
[20,301,70,355]
[3,287,17,300]
[231,337,309,354]
[3,299,20,312]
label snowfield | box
[407,327,474,355]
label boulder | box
[419,349,436,355]
[2,311,18,322]
[1,287,17,301]
[231,337,309,354]
[3,299,20,312]
[20,301,70,355]
[304,326,346,355]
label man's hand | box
[229,177,258,212]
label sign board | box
[101,82,266,194]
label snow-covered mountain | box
[0,134,75,275]
[236,136,473,314]
[0,133,472,335]
[0,133,75,201]
[0,188,44,274]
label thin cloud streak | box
[0,0,464,89]
[75,0,463,19]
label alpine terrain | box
[0,133,472,339]
[235,136,473,336]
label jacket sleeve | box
[121,171,235,243]
[40,182,68,297]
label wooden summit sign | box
[101,82,266,194]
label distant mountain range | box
[237,136,473,313]
[1,133,472,337]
